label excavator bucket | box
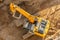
[10,3,22,19]
[12,11,22,19]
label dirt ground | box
[0,0,60,40]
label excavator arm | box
[10,3,35,23]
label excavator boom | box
[10,3,35,23]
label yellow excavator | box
[10,3,50,38]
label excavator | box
[9,3,50,38]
